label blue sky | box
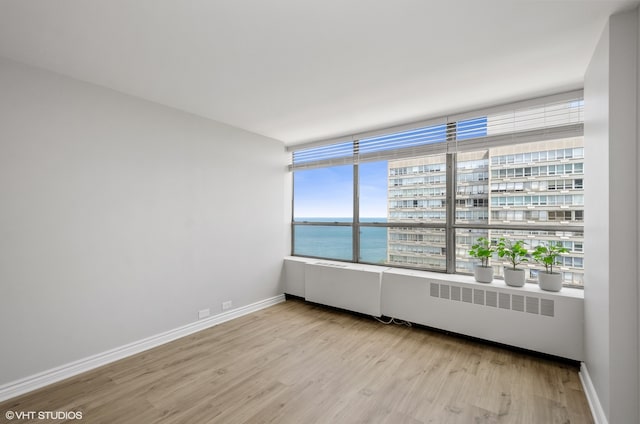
[294,161,388,218]
[360,162,389,217]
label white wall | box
[584,17,611,419]
[584,8,639,423]
[635,10,640,423]
[637,10,640,424]
[0,57,286,386]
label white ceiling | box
[0,1,637,146]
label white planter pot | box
[538,271,562,292]
[474,265,494,283]
[504,268,525,287]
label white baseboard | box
[0,294,286,402]
[579,362,608,424]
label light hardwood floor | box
[1,299,593,423]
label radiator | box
[282,257,584,361]
[304,261,386,317]
[382,268,584,360]
[281,256,307,297]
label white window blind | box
[292,140,354,168]
[289,90,584,170]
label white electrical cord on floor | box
[374,316,412,327]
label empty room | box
[0,1,639,423]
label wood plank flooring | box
[0,299,593,423]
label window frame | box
[289,91,585,288]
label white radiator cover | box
[283,257,585,360]
[282,256,307,297]
[382,268,584,361]
[304,261,387,317]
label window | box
[290,92,585,288]
[293,225,353,261]
[292,164,353,261]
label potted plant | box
[496,238,528,287]
[469,237,495,283]
[532,242,569,291]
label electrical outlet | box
[198,308,210,319]
[222,300,232,311]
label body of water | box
[293,218,387,264]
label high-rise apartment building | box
[388,154,448,270]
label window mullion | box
[446,152,456,273]
[353,141,360,263]
[445,120,457,274]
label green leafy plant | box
[469,237,495,267]
[532,242,569,274]
[496,238,528,270]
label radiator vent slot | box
[430,283,439,298]
[474,289,485,305]
[541,298,555,317]
[462,287,473,303]
[428,282,556,319]
[314,262,349,268]
[526,296,539,314]
[440,284,450,299]
[451,286,461,301]
[499,292,510,309]
[486,291,497,307]
[512,295,525,312]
